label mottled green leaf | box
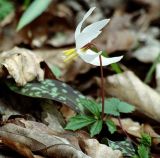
[107,139,135,157]
[7,79,86,113]
[90,120,102,137]
[65,115,96,131]
[17,0,52,31]
[105,119,117,134]
[79,98,100,118]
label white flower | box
[64,7,123,66]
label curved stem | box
[99,55,105,120]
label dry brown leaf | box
[0,120,91,158]
[80,138,122,158]
[1,137,34,158]
[105,71,160,122]
[94,11,137,53]
[0,47,44,86]
[41,102,65,132]
[111,118,142,138]
[112,118,160,148]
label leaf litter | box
[0,0,160,157]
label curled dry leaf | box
[105,71,160,122]
[1,137,34,158]
[112,118,160,149]
[0,47,44,86]
[94,11,137,53]
[0,120,91,158]
[111,118,142,138]
[41,101,65,132]
[80,138,122,158]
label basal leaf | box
[90,120,102,137]
[107,139,135,157]
[105,119,117,134]
[79,98,100,118]
[65,115,96,131]
[7,79,86,113]
[17,0,52,31]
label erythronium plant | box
[63,7,123,120]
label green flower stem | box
[99,55,105,120]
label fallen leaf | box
[0,47,44,86]
[41,101,65,132]
[80,138,122,158]
[111,118,142,137]
[1,137,34,158]
[0,120,91,158]
[105,71,160,122]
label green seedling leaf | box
[90,120,102,137]
[107,139,135,157]
[100,98,120,116]
[140,133,151,147]
[65,115,96,131]
[138,145,150,158]
[17,0,52,31]
[79,98,100,118]
[105,119,117,134]
[51,65,62,78]
[103,98,135,116]
[117,101,135,113]
[7,79,86,113]
[0,0,14,21]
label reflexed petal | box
[76,19,110,49]
[82,19,110,33]
[77,49,123,66]
[75,7,96,39]
[76,31,101,49]
[91,55,123,66]
[77,49,102,63]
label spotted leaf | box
[102,138,135,157]
[7,79,86,113]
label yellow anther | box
[64,48,76,56]
[64,53,78,62]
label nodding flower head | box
[63,7,123,66]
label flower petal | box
[76,19,110,49]
[82,19,110,33]
[77,49,123,66]
[77,49,102,63]
[76,31,101,49]
[91,55,123,66]
[75,7,96,39]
